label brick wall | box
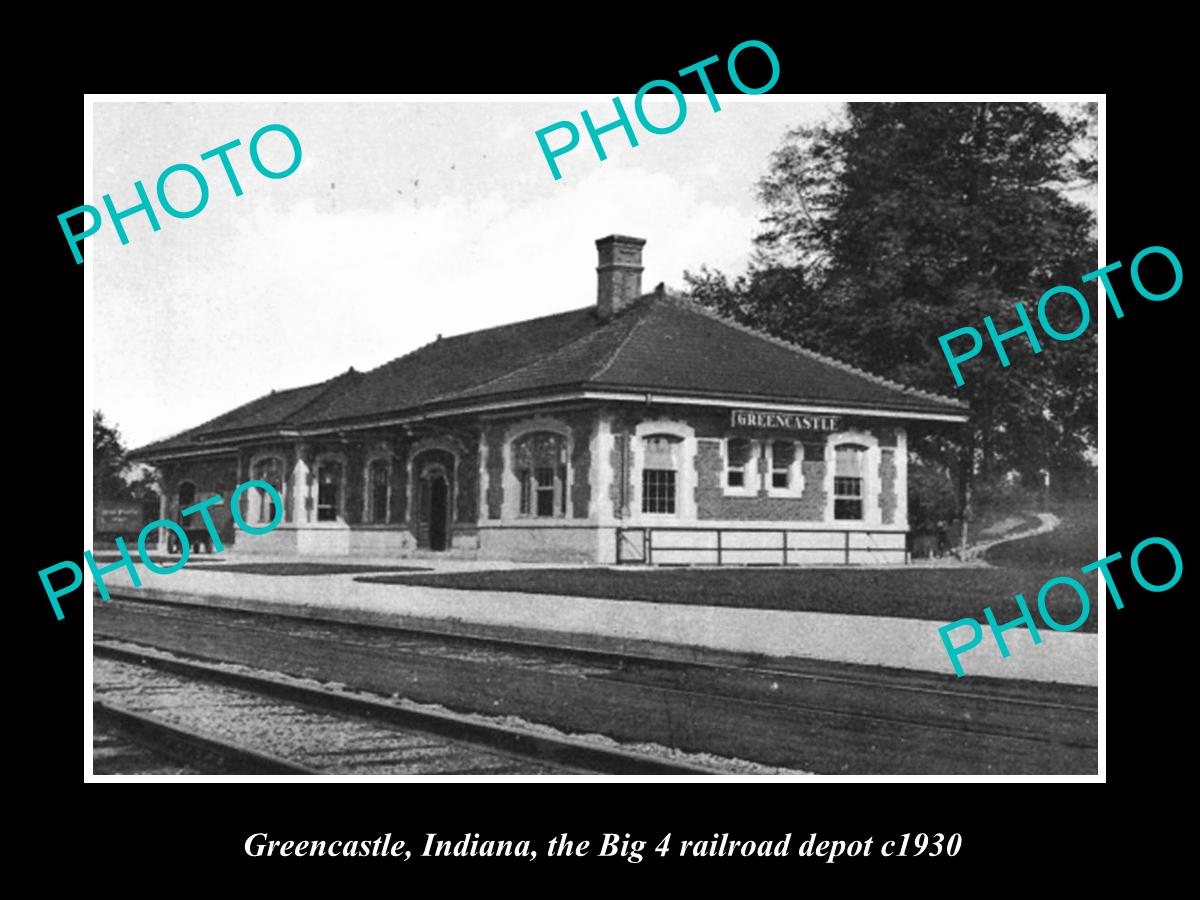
[694,439,827,521]
[597,404,912,525]
[392,447,409,523]
[568,412,593,519]
[799,458,827,518]
[485,423,505,520]
[456,436,479,523]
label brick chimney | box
[595,235,646,320]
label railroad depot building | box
[132,236,968,565]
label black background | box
[17,23,1185,886]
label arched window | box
[316,459,343,522]
[249,457,284,525]
[367,458,390,524]
[642,434,682,514]
[834,444,869,520]
[513,432,567,518]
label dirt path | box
[963,512,1061,561]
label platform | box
[87,562,1098,686]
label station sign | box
[729,409,842,432]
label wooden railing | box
[615,526,907,566]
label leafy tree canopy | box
[93,411,158,503]
[686,102,1097,492]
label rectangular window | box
[834,444,867,520]
[726,438,755,489]
[369,461,389,524]
[317,464,341,522]
[642,435,681,514]
[519,466,566,518]
[771,441,796,489]
[642,469,676,514]
[834,477,863,519]
[519,470,532,515]
[535,466,556,517]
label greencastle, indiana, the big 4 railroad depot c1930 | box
[80,92,1107,781]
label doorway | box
[428,476,448,551]
[414,450,455,551]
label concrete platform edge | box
[95,587,1096,693]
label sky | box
[91,98,840,448]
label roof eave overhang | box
[293,389,969,434]
[139,387,968,460]
[130,444,241,463]
[582,390,970,423]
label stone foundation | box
[478,526,600,563]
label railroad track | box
[93,642,718,775]
[95,694,314,775]
[95,593,1098,774]
[93,721,205,775]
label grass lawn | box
[140,562,431,577]
[986,498,1100,568]
[356,564,1097,632]
[88,551,429,578]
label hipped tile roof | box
[133,294,966,458]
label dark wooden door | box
[429,477,448,551]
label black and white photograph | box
[82,94,1101,780]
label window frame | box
[641,466,678,515]
[818,432,883,526]
[833,476,864,520]
[365,456,392,525]
[832,443,868,521]
[764,439,804,498]
[723,438,760,497]
[630,420,696,523]
[533,465,558,517]
[640,433,683,517]
[512,430,570,520]
[314,457,345,523]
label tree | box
[687,102,1098,498]
[93,411,158,504]
[93,411,131,501]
